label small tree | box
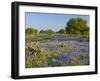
[25,28,38,34]
[39,29,55,34]
[39,30,45,33]
[57,29,66,34]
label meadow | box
[25,34,89,68]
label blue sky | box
[25,12,89,32]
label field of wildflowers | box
[25,34,89,68]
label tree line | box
[25,18,89,35]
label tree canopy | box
[25,28,38,34]
[39,29,55,34]
[57,29,66,34]
[65,18,89,35]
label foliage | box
[66,18,89,35]
[57,29,66,34]
[39,29,55,34]
[25,28,38,34]
[25,43,48,68]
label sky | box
[25,12,89,32]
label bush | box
[25,28,38,34]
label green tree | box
[39,29,55,34]
[46,30,55,34]
[39,30,45,33]
[25,28,38,34]
[57,29,66,34]
[66,18,89,35]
